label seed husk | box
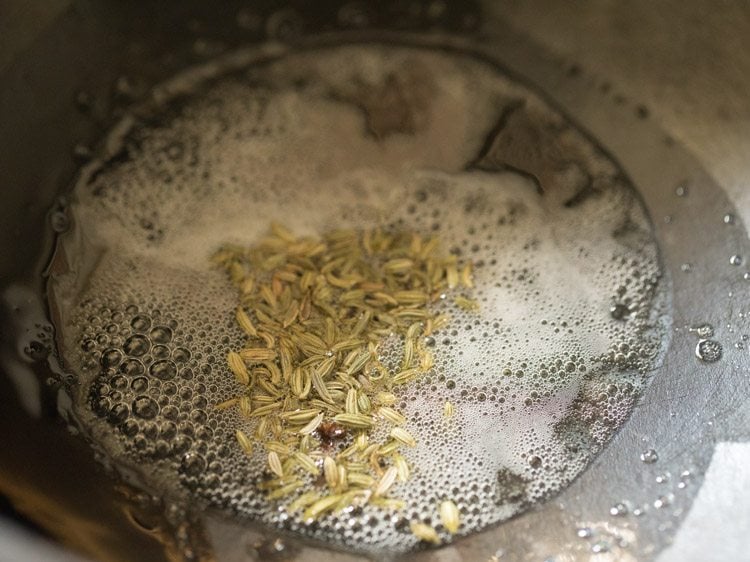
[288,491,319,512]
[268,451,284,477]
[265,441,290,455]
[357,393,372,413]
[323,457,338,488]
[279,408,320,423]
[392,368,421,385]
[443,401,455,418]
[293,451,320,475]
[333,413,374,429]
[271,221,297,243]
[304,494,342,520]
[393,454,410,482]
[236,307,258,337]
[394,290,429,305]
[374,466,398,497]
[215,397,239,410]
[235,430,253,456]
[239,348,277,362]
[440,500,461,534]
[227,351,250,385]
[298,412,324,435]
[384,258,414,274]
[267,481,303,500]
[378,439,402,455]
[348,472,375,487]
[250,402,282,417]
[390,427,416,447]
[379,407,406,425]
[460,262,474,288]
[311,369,335,404]
[410,521,440,544]
[345,388,359,414]
[371,498,406,510]
[290,367,311,399]
[454,295,479,312]
[337,465,348,491]
[420,348,435,371]
[346,349,372,376]
[375,392,397,405]
[445,263,459,289]
[238,396,252,418]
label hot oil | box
[48,44,669,554]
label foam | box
[50,44,669,553]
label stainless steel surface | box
[1,2,748,561]
[493,1,750,223]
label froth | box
[50,44,668,553]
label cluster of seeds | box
[212,223,473,540]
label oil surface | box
[49,44,669,553]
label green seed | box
[235,430,253,456]
[268,451,284,477]
[293,451,320,475]
[410,521,440,544]
[390,427,416,447]
[379,407,406,425]
[298,412,324,435]
[304,494,342,520]
[374,466,398,497]
[333,413,374,429]
[444,401,455,418]
[440,500,461,534]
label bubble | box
[577,527,593,539]
[150,326,173,344]
[173,347,191,363]
[121,418,139,437]
[640,449,659,464]
[150,360,177,380]
[591,541,610,554]
[101,349,123,368]
[609,304,630,320]
[609,502,629,516]
[24,340,49,361]
[691,323,714,338]
[181,452,206,476]
[131,377,149,392]
[653,494,673,509]
[50,211,70,233]
[695,339,722,363]
[108,403,130,424]
[120,359,145,376]
[124,335,151,357]
[730,255,743,266]
[132,396,159,419]
[131,315,152,332]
